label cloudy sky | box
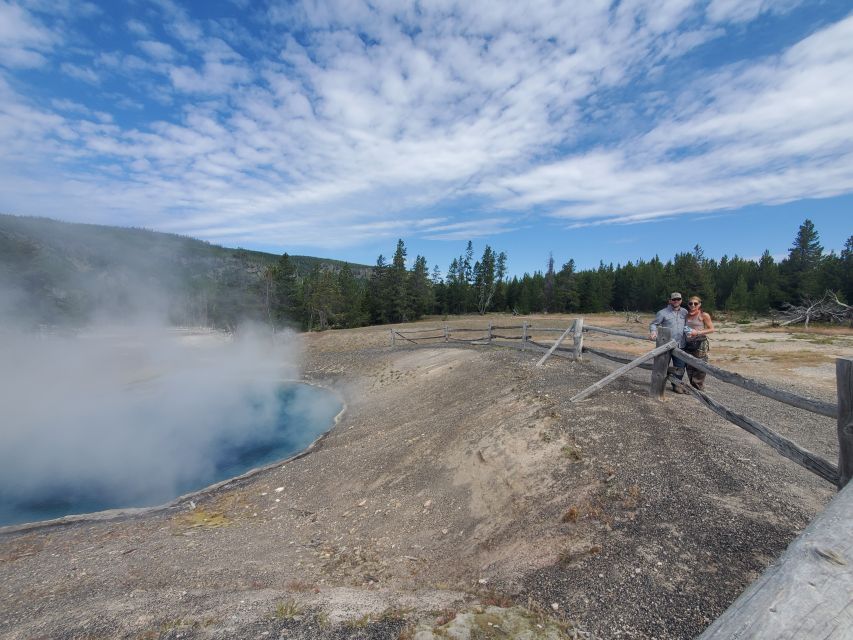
[1,0,851,275]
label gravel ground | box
[0,316,846,640]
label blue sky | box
[0,0,851,276]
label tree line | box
[260,219,852,330]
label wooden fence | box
[392,320,853,637]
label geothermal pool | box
[0,382,341,527]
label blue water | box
[0,383,342,527]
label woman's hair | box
[689,296,702,304]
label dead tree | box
[779,291,852,328]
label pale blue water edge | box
[0,383,342,527]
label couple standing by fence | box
[649,292,715,393]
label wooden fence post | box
[573,317,584,362]
[522,321,528,351]
[444,325,449,342]
[487,323,493,344]
[390,328,396,348]
[649,326,671,400]
[837,357,853,489]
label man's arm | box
[649,309,665,339]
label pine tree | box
[367,255,388,324]
[725,274,750,312]
[781,219,824,301]
[841,236,853,303]
[408,255,432,320]
[337,263,367,327]
[272,253,301,326]
[543,252,556,312]
[388,239,410,322]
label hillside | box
[0,214,370,328]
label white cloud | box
[706,0,803,24]
[60,62,101,84]
[137,39,176,61]
[0,0,851,251]
[126,19,149,37]
[0,0,55,69]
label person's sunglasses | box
[687,302,700,306]
[670,298,681,301]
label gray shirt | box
[650,305,688,347]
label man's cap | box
[670,292,682,299]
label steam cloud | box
[0,320,334,526]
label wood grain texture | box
[698,482,853,640]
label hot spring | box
[0,327,342,528]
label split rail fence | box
[391,320,853,638]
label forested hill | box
[0,214,369,329]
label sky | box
[0,0,851,276]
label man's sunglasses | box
[670,297,681,301]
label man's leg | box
[670,354,686,392]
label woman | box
[683,296,715,390]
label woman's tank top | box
[686,314,705,341]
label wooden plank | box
[390,328,395,347]
[392,331,421,345]
[650,327,672,401]
[573,318,584,362]
[838,357,853,488]
[672,347,837,419]
[675,378,838,486]
[495,340,574,359]
[536,322,576,367]
[526,326,572,333]
[698,481,853,640]
[522,321,528,351]
[529,339,572,351]
[572,340,676,402]
[584,325,649,341]
[583,346,654,370]
[395,327,446,335]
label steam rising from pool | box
[0,325,342,527]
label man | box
[649,292,688,393]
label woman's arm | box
[701,312,715,335]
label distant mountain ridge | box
[0,214,370,328]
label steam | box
[0,322,332,525]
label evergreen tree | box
[543,252,556,312]
[756,250,783,307]
[367,254,389,324]
[725,274,750,312]
[408,255,432,320]
[337,263,367,327]
[554,259,579,312]
[388,239,410,322]
[842,236,853,303]
[475,247,506,314]
[303,267,339,330]
[271,253,301,326]
[781,219,824,301]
